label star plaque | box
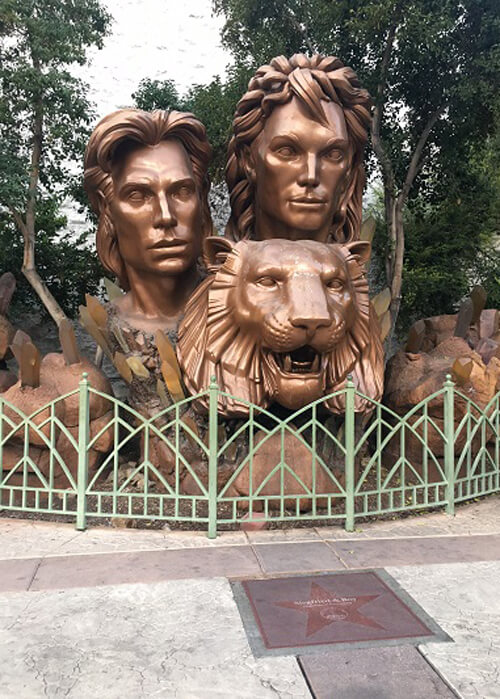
[239,571,439,651]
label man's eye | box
[326,278,344,291]
[256,277,278,288]
[276,146,297,158]
[174,185,194,199]
[324,149,344,162]
[128,190,148,202]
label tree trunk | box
[19,52,68,327]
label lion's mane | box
[177,242,384,417]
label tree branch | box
[398,103,447,208]
[287,8,315,54]
[8,206,28,238]
[371,11,401,195]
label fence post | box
[76,373,90,531]
[207,376,218,539]
[344,375,356,532]
[444,374,455,516]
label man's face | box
[108,139,202,279]
[248,96,352,242]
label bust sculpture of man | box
[225,53,371,244]
[84,108,213,335]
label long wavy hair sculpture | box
[225,53,372,243]
[84,109,213,290]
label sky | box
[72,0,231,122]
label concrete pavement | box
[0,496,499,698]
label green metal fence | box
[0,373,498,537]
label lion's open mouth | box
[274,345,321,375]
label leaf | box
[111,322,131,354]
[360,216,376,243]
[470,285,487,324]
[0,272,16,315]
[156,379,170,406]
[0,316,14,360]
[126,356,150,379]
[20,341,41,388]
[79,305,112,359]
[405,319,425,353]
[59,318,80,365]
[181,414,200,444]
[371,288,391,318]
[452,357,473,386]
[454,298,474,338]
[155,330,181,378]
[10,329,31,366]
[160,360,184,402]
[379,310,392,343]
[104,278,124,302]
[85,294,108,331]
[114,352,132,382]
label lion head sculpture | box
[177,237,384,417]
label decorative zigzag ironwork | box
[0,375,498,537]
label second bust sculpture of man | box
[225,53,371,244]
[84,108,213,335]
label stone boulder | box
[384,314,500,478]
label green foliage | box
[185,68,252,180]
[133,66,252,181]
[133,78,185,112]
[212,0,500,327]
[214,0,500,185]
[0,198,104,318]
[0,0,111,318]
[0,0,112,206]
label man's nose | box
[297,153,320,188]
[154,192,177,228]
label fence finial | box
[444,373,454,387]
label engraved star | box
[276,582,384,637]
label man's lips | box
[289,196,327,204]
[149,240,188,250]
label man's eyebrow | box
[167,176,196,189]
[253,265,283,276]
[322,137,349,150]
[118,177,155,190]
[269,133,301,146]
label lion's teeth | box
[284,354,292,372]
[312,354,320,372]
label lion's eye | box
[326,278,344,291]
[256,277,278,288]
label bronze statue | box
[177,237,384,417]
[84,109,213,334]
[225,54,371,244]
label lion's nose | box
[288,275,331,333]
[290,315,331,332]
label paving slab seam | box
[417,646,463,699]
[25,557,43,591]
[323,542,351,568]
[322,530,500,542]
[296,657,316,698]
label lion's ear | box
[343,240,371,266]
[203,236,235,270]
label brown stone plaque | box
[241,572,435,650]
